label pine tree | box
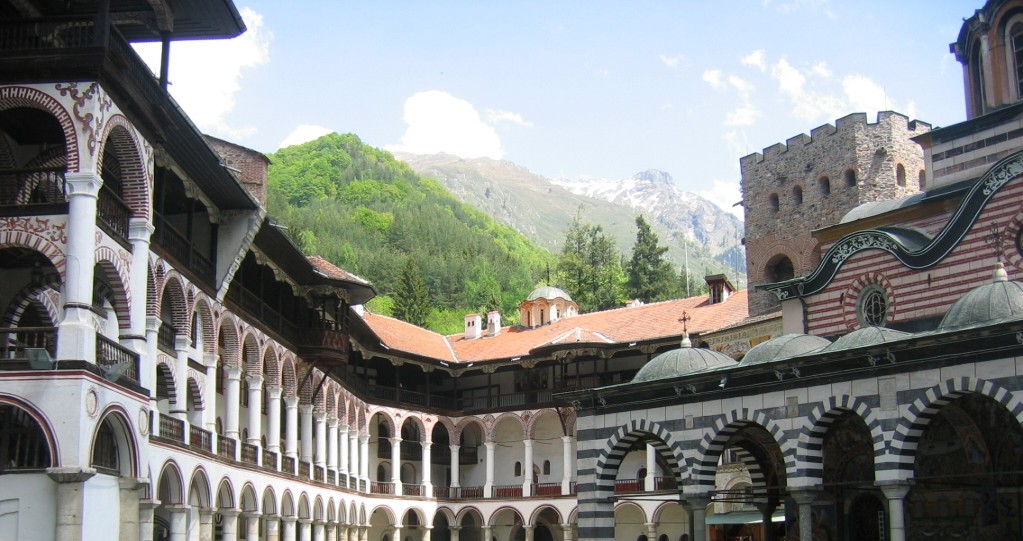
[557,215,627,312]
[627,215,681,302]
[393,257,431,326]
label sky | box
[135,1,972,217]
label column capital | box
[140,499,162,511]
[328,415,339,427]
[313,411,326,421]
[299,404,314,414]
[146,316,162,332]
[360,433,370,442]
[243,511,262,519]
[877,480,914,500]
[683,492,713,507]
[266,384,283,399]
[788,489,819,505]
[165,503,191,513]
[174,334,191,351]
[128,217,155,241]
[65,171,102,197]
[203,352,220,367]
[284,395,300,408]
[282,516,298,524]
[47,466,97,483]
[219,508,241,518]
[225,366,243,380]
[246,374,264,387]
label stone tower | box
[740,111,931,316]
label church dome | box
[526,285,573,302]
[938,263,1023,332]
[819,326,909,354]
[632,339,737,383]
[738,334,830,367]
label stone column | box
[522,439,534,495]
[449,444,461,497]
[686,494,711,541]
[57,172,100,362]
[756,501,778,541]
[422,441,433,496]
[325,523,336,541]
[645,444,657,491]
[244,512,261,541]
[349,431,360,487]
[481,525,492,541]
[285,396,299,463]
[166,504,189,541]
[198,508,215,541]
[300,405,314,464]
[48,467,96,541]
[246,375,264,446]
[484,441,496,497]
[338,423,350,484]
[328,416,339,481]
[225,366,242,441]
[220,509,241,541]
[421,525,432,541]
[523,525,534,541]
[360,434,370,487]
[359,526,369,541]
[645,523,657,541]
[266,385,283,454]
[281,517,297,541]
[313,521,325,541]
[315,411,328,468]
[790,490,818,541]
[265,515,281,541]
[126,218,154,387]
[336,525,349,541]
[203,353,220,435]
[118,478,142,541]
[391,526,401,541]
[390,436,403,496]
[145,317,161,405]
[449,526,460,541]
[298,518,312,541]
[562,436,573,494]
[171,335,190,421]
[879,482,913,541]
[139,500,160,541]
[561,523,574,541]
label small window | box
[857,284,889,327]
[769,193,779,212]
[543,460,551,475]
[918,170,926,189]
[514,461,522,477]
[844,169,857,187]
[818,176,831,196]
[896,164,906,187]
[792,186,803,205]
[1012,23,1023,97]
[92,419,119,474]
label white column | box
[57,172,100,362]
[246,375,263,446]
[338,423,350,482]
[266,386,283,454]
[484,441,496,497]
[561,524,574,541]
[314,412,327,468]
[644,523,657,541]
[359,434,370,486]
[167,504,188,541]
[145,317,161,403]
[281,517,297,541]
[522,439,534,494]
[390,436,402,496]
[300,405,314,464]
[523,525,534,541]
[422,441,433,495]
[687,494,711,541]
[265,516,281,541]
[139,500,159,541]
[126,218,154,385]
[645,443,656,491]
[244,512,261,541]
[284,396,299,461]
[327,417,339,480]
[880,482,913,541]
[48,468,96,541]
[561,436,573,494]
[298,519,311,541]
[790,490,818,541]
[313,521,325,541]
[450,444,460,497]
[220,509,240,541]
[224,367,242,441]
[203,353,219,434]
[349,431,360,486]
[171,335,190,421]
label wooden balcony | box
[189,425,212,452]
[95,334,140,384]
[297,325,349,364]
[0,168,67,216]
[0,326,56,361]
[97,186,130,242]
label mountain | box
[395,153,745,283]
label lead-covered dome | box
[938,263,1023,332]
[632,338,737,383]
[738,334,830,367]
[819,326,909,354]
[526,285,573,302]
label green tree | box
[392,257,431,326]
[557,215,627,312]
[627,215,681,302]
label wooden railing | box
[0,168,66,210]
[159,414,184,442]
[152,213,214,284]
[95,334,139,383]
[371,482,394,495]
[217,437,236,460]
[157,323,177,354]
[451,486,484,499]
[328,470,336,485]
[225,285,298,340]
[263,449,277,470]
[314,465,325,482]
[494,485,523,498]
[298,461,310,478]
[533,482,562,496]
[0,326,56,360]
[189,425,212,452]
[240,442,258,464]
[615,478,642,494]
[97,185,130,240]
[655,476,677,491]
[281,455,295,474]
[403,484,423,497]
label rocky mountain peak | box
[632,169,674,186]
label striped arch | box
[217,317,241,369]
[525,408,565,439]
[94,249,131,330]
[841,272,897,331]
[370,410,396,439]
[99,116,151,219]
[691,409,790,491]
[240,332,262,376]
[454,417,486,445]
[888,377,1023,475]
[186,373,205,411]
[433,417,457,444]
[281,357,298,398]
[261,345,280,387]
[1,280,62,327]
[146,260,158,318]
[0,86,79,172]
[346,399,358,432]
[528,504,563,526]
[595,420,686,498]
[158,272,189,332]
[191,297,216,355]
[487,411,526,442]
[797,395,884,485]
[156,355,177,404]
[325,388,337,419]
[486,506,524,528]
[0,393,59,468]
[398,413,426,443]
[0,230,67,280]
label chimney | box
[464,314,482,340]
[625,299,644,308]
[204,136,271,207]
[487,311,502,337]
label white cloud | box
[728,75,755,97]
[741,50,767,72]
[279,125,333,149]
[698,179,744,218]
[486,109,533,127]
[133,7,270,140]
[843,74,889,113]
[388,90,504,159]
[771,58,806,97]
[659,54,684,69]
[702,69,725,89]
[725,106,759,126]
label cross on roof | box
[988,224,1004,262]
[678,311,691,334]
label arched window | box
[792,186,803,205]
[543,460,551,475]
[896,164,906,187]
[1011,22,1023,98]
[857,284,889,327]
[844,169,857,187]
[818,176,831,196]
[0,404,51,472]
[971,41,987,116]
[514,461,522,477]
[765,255,795,283]
[769,193,779,212]
[919,170,926,189]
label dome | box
[738,334,830,367]
[938,263,1023,332]
[526,285,573,302]
[819,326,909,354]
[632,340,737,383]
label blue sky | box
[136,1,972,215]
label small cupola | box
[705,274,736,304]
[464,313,482,340]
[487,310,502,337]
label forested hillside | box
[266,133,554,333]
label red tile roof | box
[307,256,371,285]
[357,290,749,364]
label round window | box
[857,285,888,327]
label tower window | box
[896,164,906,187]
[769,193,779,212]
[857,284,889,327]
[818,176,831,196]
[1012,23,1023,97]
[792,186,803,205]
[918,170,926,189]
[844,169,857,187]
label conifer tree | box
[627,215,681,302]
[393,257,431,326]
[557,215,627,312]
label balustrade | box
[0,327,56,360]
[0,168,66,210]
[97,185,129,240]
[95,334,139,383]
[494,485,523,498]
[240,442,258,464]
[217,437,236,460]
[281,455,295,474]
[614,478,642,494]
[189,425,212,452]
[158,414,184,442]
[371,482,394,495]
